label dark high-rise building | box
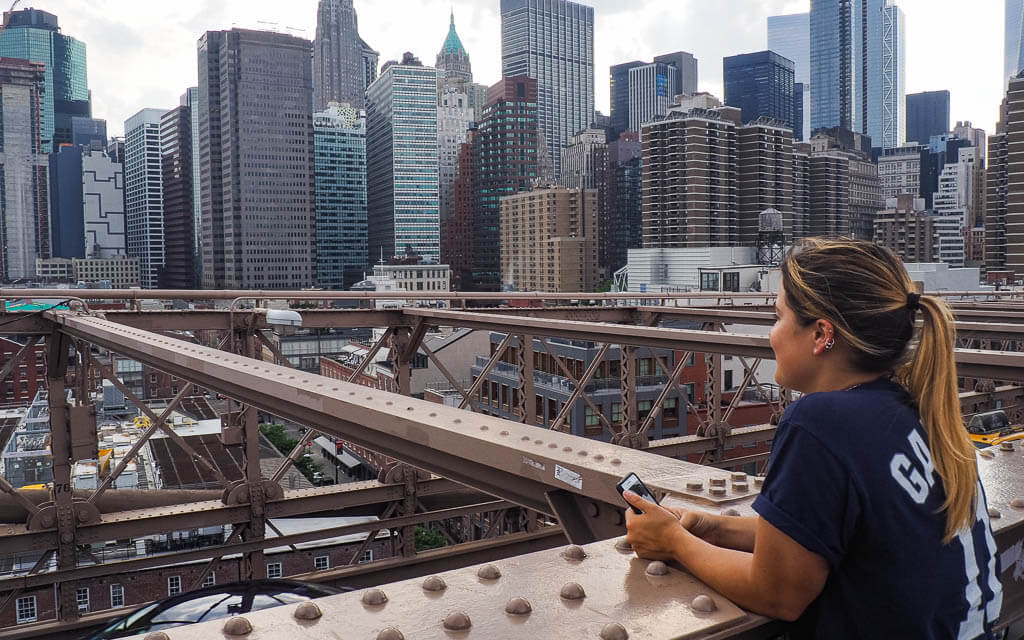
[807,151,851,237]
[604,132,642,274]
[0,59,49,281]
[71,117,106,149]
[810,0,863,133]
[501,0,594,179]
[723,51,795,127]
[906,90,951,145]
[1007,0,1024,87]
[768,12,810,140]
[653,52,698,97]
[0,8,89,151]
[794,82,806,140]
[313,0,379,110]
[160,106,196,289]
[470,76,542,291]
[199,29,316,290]
[443,129,477,290]
[609,61,644,140]
[1000,74,1024,275]
[987,125,1008,274]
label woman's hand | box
[664,505,722,546]
[623,491,688,562]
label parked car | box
[81,579,344,639]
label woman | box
[623,239,1002,638]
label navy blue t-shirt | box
[752,378,1002,639]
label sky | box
[40,0,1004,138]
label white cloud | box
[36,0,1005,137]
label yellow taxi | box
[966,410,1024,448]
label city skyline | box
[43,0,1002,139]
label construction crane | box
[0,0,21,40]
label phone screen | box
[616,473,659,513]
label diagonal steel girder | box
[47,313,719,518]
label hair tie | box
[906,292,921,311]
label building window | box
[611,403,622,426]
[15,596,36,624]
[584,404,603,437]
[358,550,373,564]
[76,587,89,613]
[700,272,720,291]
[202,572,216,588]
[663,397,678,419]
[167,575,181,596]
[638,400,652,421]
[314,555,330,570]
[267,562,283,578]
[724,370,734,390]
[110,584,125,608]
[722,272,740,292]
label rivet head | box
[979,449,995,459]
[1011,498,1024,509]
[730,472,746,481]
[377,627,405,640]
[645,560,669,576]
[610,458,621,465]
[443,610,472,631]
[753,476,765,488]
[691,594,717,613]
[685,481,704,491]
[709,487,727,497]
[709,477,726,487]
[614,537,633,552]
[143,633,171,640]
[293,601,322,620]
[722,508,741,517]
[988,506,1002,519]
[500,430,509,436]
[361,588,388,606]
[223,616,253,636]
[561,545,587,561]
[559,582,586,600]
[600,622,629,640]
[422,575,447,592]
[504,597,532,615]
[732,481,749,492]
[477,564,501,580]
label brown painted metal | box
[0,336,38,383]
[537,337,611,433]
[347,326,393,382]
[548,343,611,432]
[637,351,692,437]
[459,333,513,411]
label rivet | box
[293,601,322,620]
[645,560,669,576]
[385,401,393,406]
[979,449,995,459]
[61,532,73,543]
[422,575,447,592]
[709,487,727,497]
[560,582,586,600]
[709,478,726,487]
[593,454,604,461]
[989,506,1002,519]
[429,412,437,417]
[614,537,633,552]
[505,597,532,615]
[143,633,171,640]
[480,425,489,431]
[549,443,558,449]
[361,588,388,606]
[610,458,621,465]
[406,406,414,411]
[563,446,572,452]
[223,616,253,636]
[477,564,501,580]
[365,396,373,401]
[1002,441,1016,452]
[753,476,765,488]
[685,481,704,491]
[561,545,587,561]
[534,439,543,445]
[691,594,717,613]
[443,611,472,631]
[376,628,405,640]
[348,391,356,396]
[599,622,629,640]
[500,430,510,436]
[732,481,749,492]
[722,508,741,517]
[578,450,588,456]
[1011,498,1024,509]
[731,472,746,481]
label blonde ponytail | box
[896,295,977,543]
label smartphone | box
[616,472,660,514]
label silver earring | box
[824,336,835,351]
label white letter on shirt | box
[890,453,929,504]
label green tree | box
[414,526,446,552]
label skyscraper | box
[723,51,795,128]
[160,105,196,289]
[436,12,489,119]
[999,75,1024,275]
[180,87,202,283]
[906,91,950,145]
[199,29,316,290]
[767,12,810,140]
[366,54,440,263]
[314,103,367,289]
[609,61,644,140]
[866,0,906,149]
[653,52,698,98]
[49,137,125,262]
[605,133,642,274]
[628,62,678,133]
[313,0,379,110]
[810,0,863,134]
[437,89,475,267]
[501,0,594,179]
[124,108,167,290]
[0,8,89,151]
[1007,0,1024,87]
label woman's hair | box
[781,237,975,543]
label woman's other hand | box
[623,490,688,562]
